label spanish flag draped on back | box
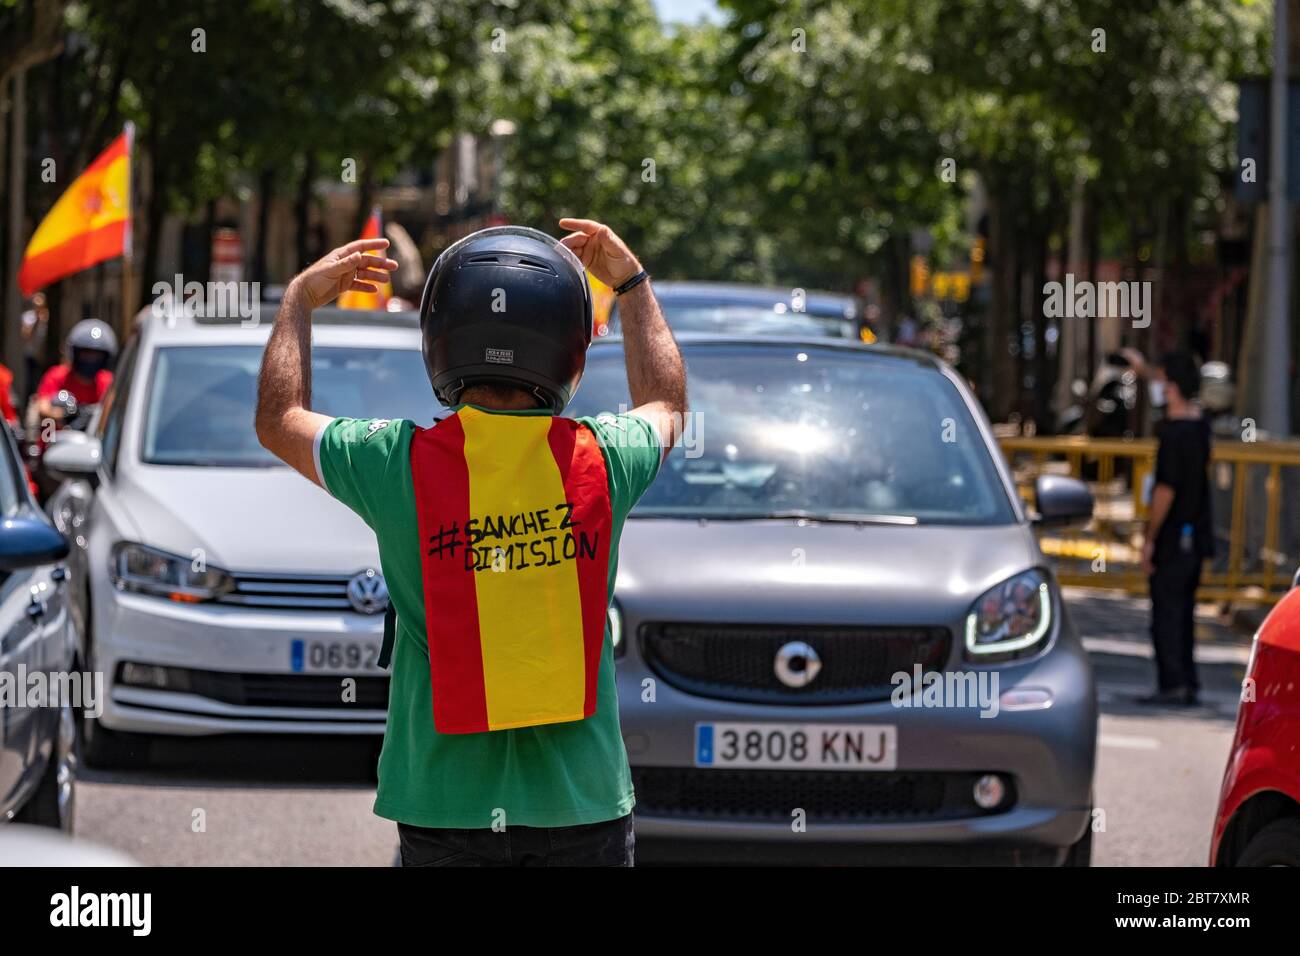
[19,125,132,296]
[337,207,392,310]
[410,406,612,733]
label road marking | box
[1099,734,1162,750]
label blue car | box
[0,422,76,832]
[605,281,867,341]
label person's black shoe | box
[1134,689,1187,706]
[1182,689,1201,707]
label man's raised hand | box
[291,238,398,311]
[558,218,642,289]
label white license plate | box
[290,638,382,674]
[695,722,897,770]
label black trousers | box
[398,813,634,867]
[1148,549,1202,693]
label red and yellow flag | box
[410,407,612,733]
[337,206,392,310]
[588,271,614,336]
[19,125,132,296]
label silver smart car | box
[567,335,1098,865]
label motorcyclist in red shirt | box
[33,319,117,424]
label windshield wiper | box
[763,510,918,525]
[633,509,919,525]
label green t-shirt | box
[316,404,661,829]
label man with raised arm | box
[256,219,686,865]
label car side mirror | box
[44,435,103,480]
[0,515,70,571]
[1033,474,1094,526]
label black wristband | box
[614,270,650,296]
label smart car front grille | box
[217,572,355,610]
[631,767,1012,824]
[639,622,952,704]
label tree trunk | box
[138,173,166,314]
[877,233,907,343]
[1012,223,1027,423]
[1032,184,1060,432]
[1085,189,1100,374]
[252,166,275,285]
[0,0,67,91]
[295,153,316,272]
[200,199,216,283]
[984,190,1018,423]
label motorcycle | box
[25,390,99,501]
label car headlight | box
[111,542,233,603]
[608,601,625,658]
[965,568,1053,660]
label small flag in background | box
[588,271,614,336]
[337,206,393,310]
[19,125,132,296]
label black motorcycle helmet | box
[418,226,593,414]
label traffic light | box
[910,255,931,297]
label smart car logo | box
[346,569,389,615]
[774,641,822,688]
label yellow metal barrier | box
[997,435,1300,605]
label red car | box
[1212,573,1300,866]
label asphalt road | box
[69,588,1250,866]
[1072,588,1249,867]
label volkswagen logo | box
[346,569,388,615]
[774,641,821,688]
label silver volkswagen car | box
[567,335,1098,866]
[45,306,434,766]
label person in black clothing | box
[1123,348,1214,706]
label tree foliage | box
[7,0,1273,414]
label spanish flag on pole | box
[18,124,132,296]
[410,407,613,733]
[337,206,392,310]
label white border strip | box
[312,417,334,489]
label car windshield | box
[142,345,434,467]
[606,300,856,339]
[568,344,1016,525]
